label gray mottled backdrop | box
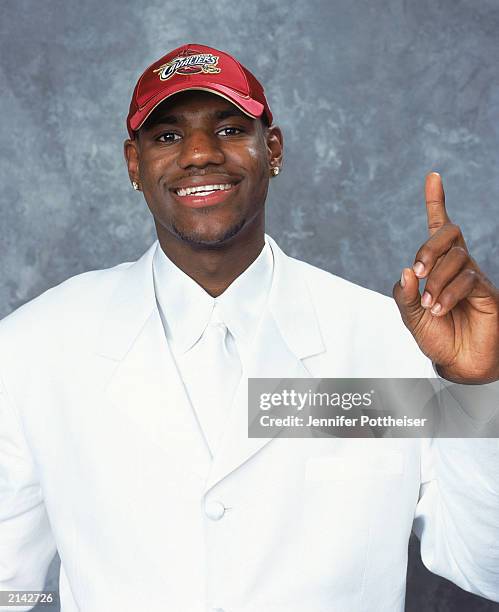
[1,0,498,610]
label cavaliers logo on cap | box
[153,53,221,81]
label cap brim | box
[129,81,265,134]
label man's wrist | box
[434,362,499,385]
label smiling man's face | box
[125,90,283,248]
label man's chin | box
[171,219,246,248]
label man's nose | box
[177,130,225,169]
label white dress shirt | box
[152,238,274,455]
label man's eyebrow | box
[214,108,249,121]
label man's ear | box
[265,125,284,170]
[124,138,140,186]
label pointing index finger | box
[425,172,451,236]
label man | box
[0,43,497,612]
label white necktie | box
[188,304,242,455]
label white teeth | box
[175,183,234,196]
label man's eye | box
[157,132,181,143]
[218,127,243,136]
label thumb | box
[393,267,425,331]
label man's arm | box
[389,173,499,598]
[0,375,57,611]
[414,435,499,602]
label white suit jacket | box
[0,236,498,612]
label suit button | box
[205,500,226,521]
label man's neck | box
[156,224,266,298]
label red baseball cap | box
[126,43,273,138]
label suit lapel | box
[205,236,326,493]
[95,242,210,468]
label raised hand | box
[393,172,499,383]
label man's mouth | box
[171,180,241,208]
[175,183,235,197]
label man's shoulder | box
[0,258,134,342]
[283,252,429,373]
[287,254,395,311]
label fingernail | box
[431,302,442,315]
[421,291,432,308]
[400,270,406,288]
[413,261,425,277]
